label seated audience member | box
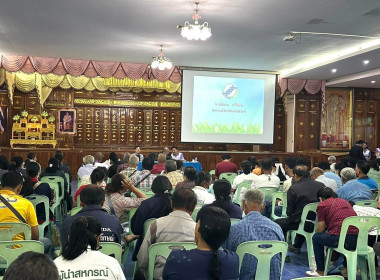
[310,167,338,191]
[0,172,52,254]
[130,157,157,189]
[197,179,242,220]
[175,160,184,173]
[130,176,173,261]
[251,157,280,189]
[163,146,171,160]
[77,155,96,181]
[3,251,59,280]
[134,146,144,162]
[317,161,343,188]
[94,152,108,167]
[151,153,166,174]
[165,160,184,188]
[9,156,26,177]
[192,171,214,204]
[116,153,131,174]
[336,167,373,202]
[306,187,358,277]
[349,139,366,164]
[224,189,284,279]
[61,185,122,249]
[275,164,324,254]
[55,151,72,182]
[24,152,37,168]
[334,162,345,176]
[231,160,257,192]
[176,166,197,189]
[368,159,380,188]
[283,157,297,192]
[120,154,140,179]
[148,152,158,161]
[54,217,125,280]
[74,167,106,201]
[215,154,238,179]
[163,206,239,280]
[20,162,54,222]
[248,156,261,175]
[328,155,337,172]
[137,188,197,280]
[107,152,122,178]
[170,146,184,160]
[272,157,287,181]
[103,174,147,223]
[356,160,378,190]
[41,157,71,210]
[363,142,371,160]
[0,155,9,180]
[80,166,108,187]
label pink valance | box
[0,54,182,83]
[279,78,325,96]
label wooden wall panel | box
[294,92,321,152]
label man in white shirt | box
[251,158,280,190]
[192,171,214,204]
[310,167,338,192]
[77,155,97,180]
[232,160,257,191]
[328,155,336,172]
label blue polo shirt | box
[336,179,373,202]
[358,176,378,190]
[324,171,343,188]
[61,205,122,249]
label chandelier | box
[177,2,211,41]
[151,45,173,70]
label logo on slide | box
[222,83,238,99]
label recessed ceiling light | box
[331,69,337,73]
[363,60,370,64]
[371,80,376,84]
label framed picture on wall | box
[57,108,77,135]
[320,89,352,151]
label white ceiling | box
[1,0,380,87]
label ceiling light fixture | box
[363,60,370,64]
[371,80,376,83]
[177,2,211,41]
[331,69,337,73]
[151,45,172,70]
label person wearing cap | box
[215,154,238,179]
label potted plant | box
[12,114,20,123]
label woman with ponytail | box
[163,206,239,280]
[197,179,242,220]
[9,156,26,177]
[54,216,125,280]
[129,175,173,261]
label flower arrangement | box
[30,116,39,123]
[12,114,20,122]
[48,116,55,123]
[21,110,28,118]
[41,111,48,118]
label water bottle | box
[194,157,198,162]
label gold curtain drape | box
[0,68,181,106]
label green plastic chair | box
[292,276,344,280]
[236,240,288,279]
[69,206,83,216]
[231,218,240,225]
[0,222,31,241]
[191,206,202,221]
[128,208,138,234]
[233,181,252,204]
[76,195,81,207]
[286,202,319,270]
[148,242,197,280]
[41,176,67,216]
[257,186,279,201]
[26,195,51,238]
[209,170,215,176]
[0,240,44,268]
[220,172,237,184]
[323,216,380,280]
[65,173,70,184]
[99,242,122,264]
[44,181,63,222]
[271,191,287,220]
[355,200,378,208]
